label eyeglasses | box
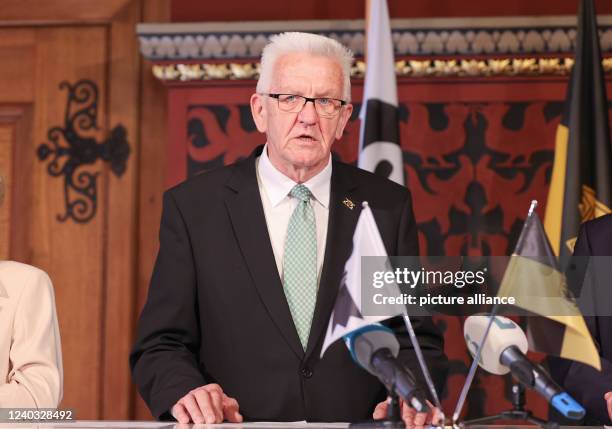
[262,93,347,118]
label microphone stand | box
[461,383,558,429]
[350,391,405,429]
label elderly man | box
[0,172,63,408]
[130,32,447,424]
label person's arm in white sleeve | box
[0,268,63,408]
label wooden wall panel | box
[0,123,13,258]
[0,0,160,420]
[30,26,108,418]
[1,0,130,24]
[0,105,33,262]
[102,0,142,419]
[0,30,35,103]
[134,0,171,420]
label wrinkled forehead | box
[270,52,344,96]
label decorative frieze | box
[151,57,612,82]
[138,16,612,61]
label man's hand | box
[171,383,243,424]
[373,398,442,426]
[605,391,612,421]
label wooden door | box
[0,0,169,420]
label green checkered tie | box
[283,184,317,350]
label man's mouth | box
[295,134,317,142]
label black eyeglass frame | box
[262,93,348,117]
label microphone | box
[344,324,430,413]
[464,315,585,421]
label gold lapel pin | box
[342,198,355,210]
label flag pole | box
[451,309,498,425]
[364,0,371,60]
[401,313,444,424]
[451,201,538,425]
[527,200,538,217]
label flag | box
[320,203,405,356]
[358,0,404,185]
[544,0,612,264]
[497,205,601,370]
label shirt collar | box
[258,143,331,208]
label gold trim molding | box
[153,57,612,82]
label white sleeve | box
[0,269,63,408]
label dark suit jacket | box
[549,213,612,425]
[130,146,448,422]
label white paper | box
[197,423,348,428]
[20,421,174,429]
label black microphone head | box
[344,324,400,375]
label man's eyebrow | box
[314,90,345,99]
[272,88,340,98]
[274,89,306,96]
[294,93,343,99]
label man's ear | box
[250,93,267,133]
[334,103,353,140]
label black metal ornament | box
[37,80,130,224]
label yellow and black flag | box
[498,202,601,370]
[545,0,612,263]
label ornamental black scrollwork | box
[37,80,130,223]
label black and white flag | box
[321,203,405,356]
[358,0,404,185]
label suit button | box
[300,367,313,378]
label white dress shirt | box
[256,145,331,283]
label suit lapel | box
[224,153,304,359]
[305,162,361,360]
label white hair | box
[256,32,354,102]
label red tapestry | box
[166,78,612,420]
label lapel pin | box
[342,198,355,210]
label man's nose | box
[298,99,318,124]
